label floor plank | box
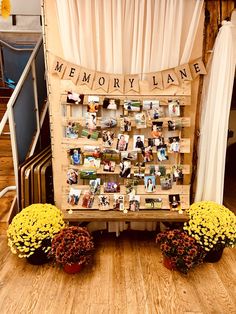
[0,232,235,314]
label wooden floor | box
[0,231,235,314]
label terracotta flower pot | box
[163,256,176,271]
[63,263,83,274]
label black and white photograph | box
[98,195,110,211]
[120,115,132,132]
[119,160,131,178]
[85,112,97,130]
[116,134,129,151]
[133,135,145,150]
[103,98,120,110]
[67,91,84,104]
[102,130,115,147]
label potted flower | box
[49,226,94,274]
[156,229,206,274]
[7,204,65,264]
[183,201,236,262]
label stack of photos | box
[84,146,101,158]
[116,134,129,151]
[84,156,101,169]
[119,160,131,178]
[101,117,117,129]
[151,122,163,138]
[142,146,154,162]
[124,100,141,111]
[87,95,99,113]
[103,182,120,193]
[144,176,156,193]
[66,122,80,139]
[160,174,172,190]
[125,178,139,195]
[121,151,137,161]
[169,194,181,211]
[157,145,168,161]
[67,169,78,185]
[168,119,182,131]
[149,165,166,177]
[85,112,97,130]
[68,148,82,165]
[172,165,184,184]
[113,194,125,211]
[82,191,94,208]
[120,115,132,132]
[129,195,140,211]
[142,100,160,110]
[89,178,101,195]
[102,149,120,162]
[102,130,115,147]
[103,160,116,172]
[145,198,163,209]
[67,91,84,104]
[135,113,146,129]
[148,137,164,148]
[80,169,97,180]
[169,136,180,153]
[103,98,120,110]
[168,100,180,117]
[133,162,145,178]
[133,135,145,150]
[98,195,110,211]
[67,188,81,206]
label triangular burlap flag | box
[175,63,192,82]
[190,58,207,79]
[162,69,179,89]
[63,63,81,84]
[108,74,124,93]
[124,75,140,93]
[51,57,66,78]
[77,67,95,89]
[93,72,110,92]
[146,72,163,90]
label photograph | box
[119,160,131,178]
[133,135,145,150]
[89,178,101,195]
[145,198,163,209]
[168,119,182,131]
[142,146,154,163]
[67,188,81,206]
[157,145,168,161]
[87,96,99,113]
[124,100,141,111]
[102,130,115,147]
[81,129,99,140]
[142,100,160,110]
[103,182,120,193]
[135,113,146,129]
[129,195,140,212]
[169,136,180,153]
[103,160,116,172]
[172,165,184,184]
[160,175,172,190]
[144,175,156,193]
[84,146,101,158]
[169,194,181,211]
[121,151,137,161]
[151,122,163,138]
[88,95,99,104]
[113,194,125,211]
[68,148,82,165]
[84,156,101,169]
[101,117,117,129]
[85,112,97,130]
[98,195,110,211]
[66,169,79,185]
[147,108,160,120]
[66,122,80,139]
[148,137,164,148]
[67,91,84,104]
[79,169,97,180]
[102,148,120,162]
[116,134,129,151]
[168,100,180,117]
[149,165,166,177]
[133,163,145,178]
[82,190,94,208]
[125,178,139,195]
[120,115,132,132]
[103,98,120,110]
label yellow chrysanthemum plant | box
[183,201,236,252]
[1,0,11,19]
[7,204,65,258]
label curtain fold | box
[195,22,235,203]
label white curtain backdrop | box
[195,21,236,204]
[55,0,203,232]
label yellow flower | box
[1,0,11,18]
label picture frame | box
[103,182,120,193]
[144,175,156,193]
[129,195,140,211]
[113,194,125,211]
[98,195,110,211]
[169,194,181,211]
[68,148,82,165]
